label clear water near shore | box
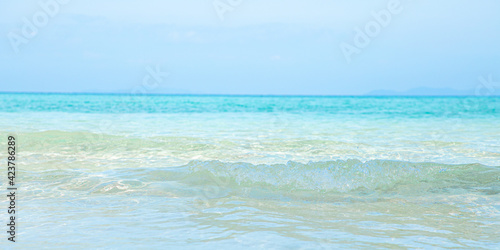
[0,94,499,249]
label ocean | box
[1,93,499,249]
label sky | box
[0,0,499,95]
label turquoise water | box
[1,94,499,249]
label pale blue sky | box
[1,0,499,95]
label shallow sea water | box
[0,94,499,249]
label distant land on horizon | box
[365,87,499,97]
[2,87,500,97]
[77,86,500,97]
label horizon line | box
[0,91,496,98]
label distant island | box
[365,87,499,96]
[4,87,499,97]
